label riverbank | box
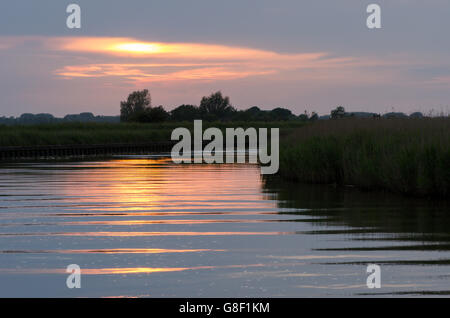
[278,118,450,198]
[1,118,448,198]
[0,121,302,147]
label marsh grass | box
[0,121,304,147]
[0,122,175,146]
[279,118,450,198]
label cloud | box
[49,37,284,59]
[33,36,375,85]
[2,34,449,117]
[2,36,406,86]
[54,63,276,82]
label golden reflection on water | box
[1,160,283,238]
[1,158,449,296]
[62,159,265,209]
[0,231,291,237]
[0,263,269,275]
[0,211,279,219]
[49,219,273,225]
[62,231,289,237]
[0,248,224,254]
[0,159,287,285]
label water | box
[0,158,449,297]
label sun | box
[113,42,163,54]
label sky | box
[0,0,449,117]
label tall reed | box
[279,118,450,198]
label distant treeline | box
[120,90,313,123]
[119,90,429,123]
[0,112,120,125]
[1,89,432,125]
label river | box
[0,157,448,297]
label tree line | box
[120,89,428,123]
[0,89,429,126]
[120,90,319,123]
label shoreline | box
[1,118,448,199]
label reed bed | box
[0,121,304,147]
[279,118,450,198]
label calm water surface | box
[0,158,449,297]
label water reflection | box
[0,248,224,254]
[0,263,272,275]
[0,231,291,237]
[0,158,449,297]
[263,177,450,296]
[264,177,450,248]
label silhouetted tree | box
[199,91,236,121]
[120,89,152,122]
[18,113,55,124]
[241,106,272,121]
[170,104,200,121]
[409,112,424,119]
[298,110,309,121]
[309,112,319,121]
[331,106,346,119]
[298,114,308,121]
[231,106,265,121]
[270,107,294,121]
[246,106,263,116]
[145,106,169,123]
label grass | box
[278,118,450,198]
[0,122,174,146]
[0,121,305,147]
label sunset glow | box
[40,36,337,84]
[114,42,164,54]
[1,35,409,100]
[51,37,283,59]
[1,1,449,117]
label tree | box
[298,110,309,121]
[331,106,346,119]
[120,89,152,122]
[199,91,236,121]
[298,114,308,121]
[240,106,270,121]
[170,104,200,121]
[409,112,424,119]
[145,106,169,123]
[309,112,319,121]
[269,107,294,121]
[246,106,262,114]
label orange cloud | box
[55,63,276,82]
[49,37,293,60]
[2,36,392,85]
[47,36,343,84]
